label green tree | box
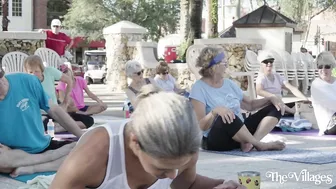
[63,0,180,41]
[207,0,218,38]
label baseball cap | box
[51,19,62,26]
[257,50,275,63]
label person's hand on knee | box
[212,107,236,124]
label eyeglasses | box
[52,25,60,28]
[134,70,144,76]
[262,59,274,64]
[318,65,331,69]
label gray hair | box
[125,60,142,77]
[129,84,201,158]
[316,51,336,67]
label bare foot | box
[241,143,254,152]
[10,166,34,177]
[255,141,286,151]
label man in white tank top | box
[50,85,245,189]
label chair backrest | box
[34,48,63,69]
[186,44,207,80]
[1,51,28,73]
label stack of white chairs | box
[244,50,260,82]
[277,50,299,88]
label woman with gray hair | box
[311,51,336,135]
[125,60,156,107]
[190,47,286,152]
[50,84,245,189]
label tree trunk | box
[179,0,190,41]
[2,0,9,31]
[189,0,204,40]
[207,0,218,38]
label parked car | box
[83,50,107,84]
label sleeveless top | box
[128,78,151,95]
[84,119,173,189]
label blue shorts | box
[79,105,89,112]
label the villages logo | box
[266,169,333,185]
[16,98,30,112]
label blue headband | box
[207,52,225,68]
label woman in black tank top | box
[124,60,156,110]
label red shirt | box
[45,30,72,56]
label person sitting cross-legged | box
[256,51,308,115]
[154,61,188,97]
[49,84,246,189]
[0,67,83,177]
[57,67,107,115]
[23,55,94,132]
[189,47,286,152]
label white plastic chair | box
[34,48,63,69]
[1,51,28,73]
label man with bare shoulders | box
[50,85,245,189]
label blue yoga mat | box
[203,148,336,165]
[1,171,55,183]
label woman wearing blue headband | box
[190,47,286,152]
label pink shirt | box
[57,76,87,109]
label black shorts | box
[202,104,282,151]
[40,139,73,153]
[42,113,94,131]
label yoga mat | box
[272,129,336,138]
[203,148,336,165]
[1,171,55,183]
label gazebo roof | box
[233,5,297,28]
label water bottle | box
[294,103,300,120]
[124,102,130,118]
[47,119,55,137]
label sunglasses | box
[162,72,169,75]
[318,65,331,69]
[134,70,144,76]
[262,59,274,64]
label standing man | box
[40,19,74,60]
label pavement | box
[1,84,336,189]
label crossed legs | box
[203,105,285,152]
[0,142,75,177]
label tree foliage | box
[63,0,180,41]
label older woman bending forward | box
[50,85,246,189]
[190,47,286,152]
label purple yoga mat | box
[271,129,336,138]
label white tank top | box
[86,119,173,189]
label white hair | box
[125,60,142,77]
[129,85,201,158]
[316,51,336,67]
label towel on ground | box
[18,174,55,189]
